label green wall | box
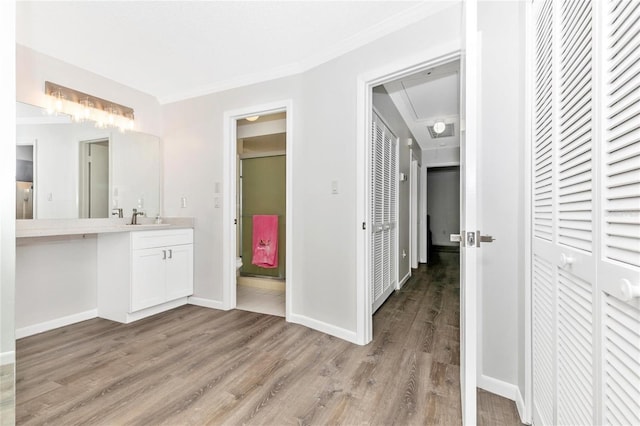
[241,155,286,278]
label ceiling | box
[16,1,455,104]
[383,60,460,150]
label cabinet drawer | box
[131,228,193,250]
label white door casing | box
[410,158,419,269]
[221,100,294,320]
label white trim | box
[223,99,294,322]
[423,160,461,168]
[158,3,458,105]
[288,313,359,345]
[188,296,227,311]
[239,150,286,160]
[0,351,15,366]
[478,374,529,425]
[15,309,97,339]
[356,41,461,346]
[398,271,411,290]
[523,0,534,424]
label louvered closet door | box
[371,112,399,313]
[532,1,640,425]
[598,1,640,424]
[533,0,598,424]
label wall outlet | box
[331,180,339,195]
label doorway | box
[427,166,461,257]
[236,115,286,316]
[79,138,109,218]
[15,142,35,220]
[222,100,293,320]
[356,42,477,423]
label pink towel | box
[252,215,278,268]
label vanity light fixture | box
[44,81,135,131]
[245,116,260,122]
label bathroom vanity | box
[15,219,194,337]
[98,228,194,323]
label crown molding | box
[158,1,460,105]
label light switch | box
[214,182,221,194]
[331,180,339,195]
[181,197,187,208]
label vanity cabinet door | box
[165,244,193,301]
[131,247,166,312]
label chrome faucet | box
[130,208,144,225]
[112,208,123,218]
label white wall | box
[372,86,421,284]
[423,146,460,167]
[1,0,16,367]
[162,5,462,334]
[427,167,460,247]
[477,0,526,406]
[15,236,97,333]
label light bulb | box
[433,121,446,134]
[246,116,259,122]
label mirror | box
[16,102,161,220]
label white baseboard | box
[478,374,528,424]
[288,313,358,344]
[398,271,411,289]
[0,351,15,366]
[188,296,228,310]
[515,387,527,424]
[16,309,98,339]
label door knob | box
[620,279,640,302]
[559,253,574,267]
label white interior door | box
[458,0,479,423]
[598,1,640,423]
[89,142,109,218]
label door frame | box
[356,40,461,345]
[410,153,419,270]
[16,138,37,219]
[222,100,293,320]
[78,138,110,219]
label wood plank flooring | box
[16,252,522,425]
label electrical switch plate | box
[331,180,339,195]
[181,197,187,208]
[214,182,220,194]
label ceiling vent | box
[427,123,454,138]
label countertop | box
[16,217,195,238]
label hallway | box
[15,253,521,425]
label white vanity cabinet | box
[98,228,193,323]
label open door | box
[452,0,480,424]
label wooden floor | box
[16,252,522,425]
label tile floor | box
[236,284,285,317]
